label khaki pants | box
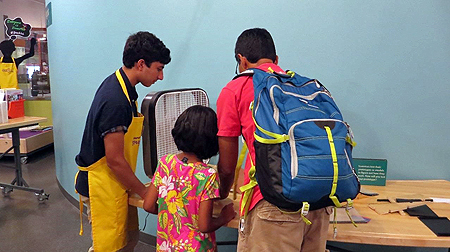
[237,200,331,252]
[80,196,139,252]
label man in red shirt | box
[217,28,331,252]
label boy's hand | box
[220,203,236,223]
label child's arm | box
[142,183,158,214]
[198,200,236,233]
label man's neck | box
[121,66,138,87]
[247,58,275,69]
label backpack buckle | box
[301,202,310,216]
[239,218,245,232]
[346,199,354,210]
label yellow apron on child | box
[0,57,19,89]
[77,69,144,251]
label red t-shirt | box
[217,63,286,211]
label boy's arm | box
[143,183,158,214]
[104,131,147,198]
[217,136,239,199]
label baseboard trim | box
[56,178,156,246]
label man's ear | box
[274,55,279,65]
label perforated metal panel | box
[141,89,209,177]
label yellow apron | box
[76,69,144,251]
[0,57,19,89]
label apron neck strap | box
[0,57,15,64]
[115,69,131,104]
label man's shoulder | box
[99,72,120,89]
[221,74,253,94]
[94,72,126,103]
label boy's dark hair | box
[171,105,219,160]
[122,31,171,68]
[235,28,276,64]
[0,40,16,56]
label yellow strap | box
[277,202,312,225]
[254,131,289,144]
[115,69,138,108]
[0,57,14,65]
[233,142,248,200]
[79,195,84,236]
[345,208,358,228]
[345,199,358,227]
[325,126,342,208]
[74,171,84,236]
[346,136,357,147]
[239,164,257,218]
[251,103,289,144]
[286,70,295,77]
[115,69,130,102]
[301,215,312,225]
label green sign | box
[46,2,53,28]
[3,17,31,40]
[353,158,387,186]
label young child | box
[143,105,236,252]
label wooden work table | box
[0,116,46,130]
[130,180,450,248]
[0,116,49,201]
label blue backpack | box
[238,67,360,218]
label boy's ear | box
[136,59,146,70]
[237,54,243,63]
[240,56,250,70]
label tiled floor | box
[0,147,155,252]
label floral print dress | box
[152,154,220,252]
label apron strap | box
[74,170,84,236]
[79,195,84,236]
[115,69,139,116]
[115,69,131,103]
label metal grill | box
[141,89,209,177]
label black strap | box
[232,69,254,80]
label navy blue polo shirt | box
[75,68,138,197]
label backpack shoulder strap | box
[232,69,255,80]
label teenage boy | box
[75,31,171,252]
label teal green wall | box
[46,1,450,251]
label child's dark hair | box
[171,105,219,160]
[122,31,171,68]
[234,28,276,64]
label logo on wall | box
[3,17,32,40]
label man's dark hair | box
[171,105,219,160]
[122,31,171,68]
[234,28,276,64]
[0,40,16,56]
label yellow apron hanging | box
[0,57,19,89]
[76,69,144,251]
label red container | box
[8,99,25,118]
